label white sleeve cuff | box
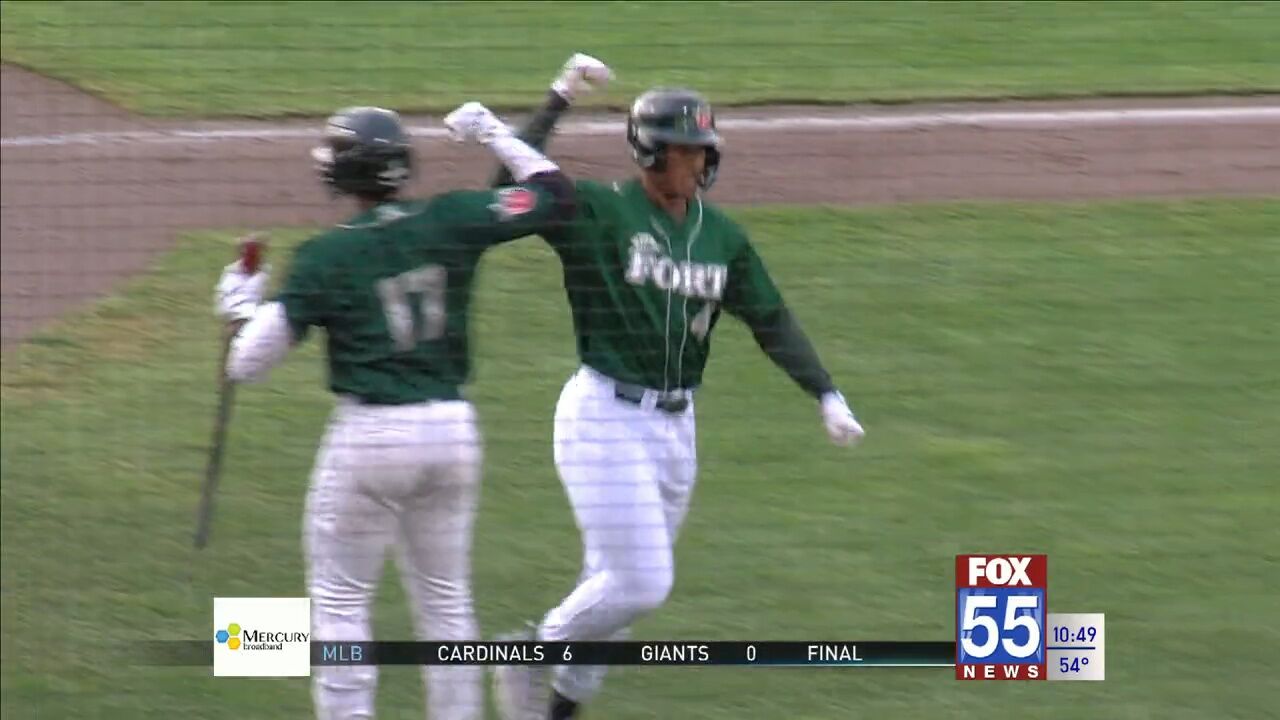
[226,301,294,383]
[550,80,575,104]
[488,132,558,183]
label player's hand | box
[820,391,865,447]
[214,255,270,323]
[443,101,510,145]
[551,53,613,102]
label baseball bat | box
[194,235,265,550]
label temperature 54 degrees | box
[1058,655,1090,674]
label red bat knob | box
[238,233,266,274]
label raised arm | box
[489,53,613,188]
[440,101,580,244]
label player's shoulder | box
[696,196,751,244]
[574,178,633,203]
[571,178,644,224]
[292,227,344,262]
[318,200,435,238]
[574,178,616,195]
[279,231,342,288]
[296,200,424,255]
[424,187,482,208]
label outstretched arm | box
[724,242,866,447]
[489,53,613,188]
[747,307,837,399]
[747,307,865,447]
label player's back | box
[280,198,487,405]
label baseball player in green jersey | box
[482,57,867,720]
[212,101,580,719]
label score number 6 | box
[959,595,1041,659]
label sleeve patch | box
[489,187,538,221]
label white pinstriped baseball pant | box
[304,397,483,720]
[537,365,699,703]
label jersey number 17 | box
[376,264,447,351]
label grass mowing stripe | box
[2,1,1277,116]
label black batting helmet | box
[627,88,723,189]
[311,106,413,197]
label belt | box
[612,380,691,414]
[336,392,463,407]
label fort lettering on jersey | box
[624,232,728,300]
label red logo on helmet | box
[696,109,712,130]
[491,187,538,220]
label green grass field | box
[2,1,1278,116]
[3,200,1277,719]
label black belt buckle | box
[656,396,689,414]
[614,384,688,414]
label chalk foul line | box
[3,105,1279,148]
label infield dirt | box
[3,64,1278,348]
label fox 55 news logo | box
[956,555,1047,680]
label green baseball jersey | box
[546,178,785,391]
[275,184,560,404]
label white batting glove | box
[214,260,271,322]
[820,391,865,447]
[443,101,510,145]
[551,53,613,102]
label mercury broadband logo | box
[213,597,311,677]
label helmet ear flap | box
[699,145,721,189]
[628,121,667,172]
[311,143,343,196]
[631,144,655,168]
[642,144,667,172]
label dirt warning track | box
[3,64,1278,348]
